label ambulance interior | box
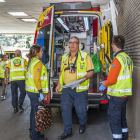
[51,15,102,95]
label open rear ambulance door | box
[98,0,118,75]
[34,5,55,103]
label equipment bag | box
[90,54,101,73]
[35,101,53,132]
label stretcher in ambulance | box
[34,0,118,108]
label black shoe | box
[29,132,44,139]
[79,125,85,134]
[58,133,72,140]
[14,108,18,113]
[18,104,24,111]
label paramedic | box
[26,45,48,140]
[5,49,27,113]
[0,55,7,100]
[99,35,133,140]
[56,36,94,140]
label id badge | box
[80,64,84,69]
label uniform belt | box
[109,95,128,98]
[120,96,128,98]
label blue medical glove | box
[99,81,107,91]
[38,93,44,101]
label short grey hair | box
[70,36,79,44]
[15,50,21,57]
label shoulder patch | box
[38,69,40,72]
[127,57,131,66]
[112,64,115,68]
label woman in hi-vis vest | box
[26,45,48,140]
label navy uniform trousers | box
[108,96,129,140]
[11,80,26,108]
[27,91,42,140]
[61,88,88,134]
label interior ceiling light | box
[0,0,5,2]
[21,19,37,22]
[83,17,89,31]
[57,18,70,32]
[7,12,28,16]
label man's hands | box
[38,93,44,101]
[70,78,86,89]
[99,81,107,91]
[5,78,8,84]
[71,84,80,89]
[55,84,60,93]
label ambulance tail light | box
[101,100,108,104]
[91,4,100,11]
[44,93,50,103]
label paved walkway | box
[0,84,135,140]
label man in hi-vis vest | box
[0,55,8,100]
[56,36,94,140]
[99,35,133,140]
[5,49,28,113]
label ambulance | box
[34,0,118,108]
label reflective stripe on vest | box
[113,134,122,139]
[117,74,132,80]
[77,83,89,89]
[0,69,5,71]
[11,76,25,80]
[77,72,87,76]
[0,73,4,75]
[63,53,68,62]
[26,85,48,91]
[10,69,26,72]
[26,74,47,80]
[122,128,128,132]
[108,88,132,93]
[81,51,85,60]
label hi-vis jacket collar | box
[67,51,85,62]
[114,50,124,57]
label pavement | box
[0,83,135,140]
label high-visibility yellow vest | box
[107,52,133,97]
[0,61,7,78]
[59,50,90,92]
[9,57,26,81]
[25,57,48,93]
